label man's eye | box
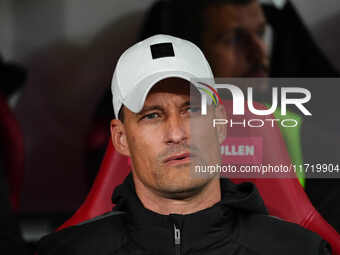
[142,112,160,120]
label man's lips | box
[163,152,191,165]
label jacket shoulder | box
[237,213,329,255]
[37,211,126,255]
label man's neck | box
[133,177,221,215]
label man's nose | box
[164,114,188,145]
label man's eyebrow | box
[137,101,194,115]
[137,105,164,115]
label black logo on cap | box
[150,43,175,59]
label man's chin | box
[161,164,193,181]
[158,179,209,200]
[156,168,216,199]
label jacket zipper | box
[174,224,181,255]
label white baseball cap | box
[111,34,214,118]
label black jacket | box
[38,174,331,255]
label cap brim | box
[123,71,201,113]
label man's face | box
[201,1,269,82]
[116,78,224,199]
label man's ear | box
[214,104,227,144]
[110,119,131,157]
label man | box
[37,35,330,254]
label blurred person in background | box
[140,0,339,78]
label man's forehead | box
[146,78,190,98]
[142,78,198,107]
[204,1,266,30]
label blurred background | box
[0,0,339,254]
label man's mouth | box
[163,152,191,166]
[248,69,268,78]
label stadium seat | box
[58,101,340,254]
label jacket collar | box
[112,173,267,254]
